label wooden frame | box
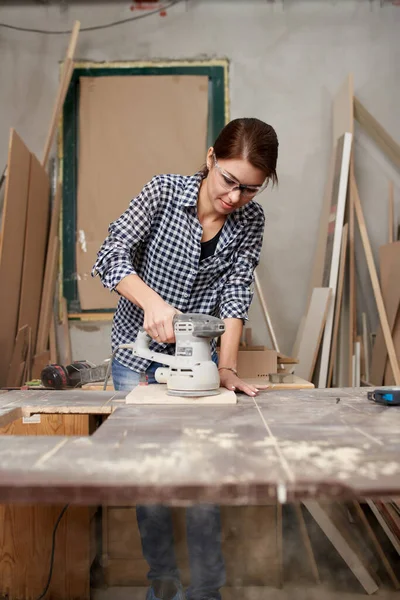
[60,59,229,320]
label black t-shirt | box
[200,228,223,261]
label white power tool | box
[129,313,225,397]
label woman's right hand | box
[143,299,180,343]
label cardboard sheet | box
[77,75,209,310]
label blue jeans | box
[112,358,226,600]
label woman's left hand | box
[218,369,270,397]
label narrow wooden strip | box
[367,500,400,556]
[295,504,320,584]
[348,157,356,386]
[303,501,378,594]
[36,237,60,355]
[354,97,400,170]
[362,314,370,383]
[352,175,400,385]
[389,181,394,244]
[36,183,61,354]
[327,225,348,387]
[254,271,280,353]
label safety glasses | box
[213,153,268,198]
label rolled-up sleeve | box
[91,177,160,291]
[218,209,265,321]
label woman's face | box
[205,148,267,216]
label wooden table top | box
[0,387,398,505]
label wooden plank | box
[6,325,30,387]
[318,133,352,388]
[367,500,400,556]
[35,181,61,355]
[354,501,400,590]
[369,242,400,384]
[389,181,394,244]
[126,384,237,404]
[303,501,378,594]
[254,270,280,352]
[348,158,356,386]
[32,350,51,380]
[42,21,80,168]
[333,73,354,144]
[0,130,31,387]
[295,504,320,584]
[36,236,59,355]
[385,313,400,386]
[17,152,50,352]
[353,176,400,385]
[244,375,314,390]
[296,288,332,381]
[362,313,370,383]
[354,96,400,170]
[327,225,348,387]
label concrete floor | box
[93,585,400,600]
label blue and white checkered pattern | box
[92,172,265,372]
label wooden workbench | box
[0,387,399,504]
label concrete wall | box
[1,0,399,363]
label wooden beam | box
[354,97,400,171]
[42,21,80,168]
[352,175,400,385]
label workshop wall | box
[1,0,399,362]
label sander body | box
[129,313,225,397]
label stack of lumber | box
[0,22,80,388]
[294,73,400,388]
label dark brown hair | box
[202,117,279,185]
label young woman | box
[92,117,278,600]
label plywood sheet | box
[77,75,209,309]
[6,325,30,387]
[296,288,332,381]
[370,242,400,385]
[18,153,50,350]
[0,130,31,387]
[126,384,237,404]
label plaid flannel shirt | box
[92,172,265,372]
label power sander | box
[125,313,225,397]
